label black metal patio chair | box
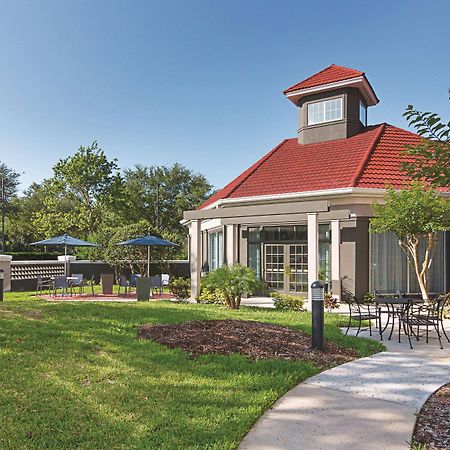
[342,290,379,336]
[404,293,450,350]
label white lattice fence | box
[11,261,65,280]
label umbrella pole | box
[65,245,68,276]
[147,246,150,277]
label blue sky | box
[1,0,449,193]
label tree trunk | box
[235,295,241,309]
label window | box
[208,231,223,271]
[307,98,342,125]
[370,231,446,293]
[359,101,367,126]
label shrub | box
[324,292,340,311]
[169,277,191,301]
[202,264,260,309]
[363,293,375,304]
[197,286,224,304]
[270,292,305,312]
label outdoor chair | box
[404,294,450,350]
[70,274,84,295]
[161,274,170,287]
[36,275,53,295]
[149,275,163,296]
[53,276,68,297]
[117,275,130,295]
[342,290,379,337]
[129,273,140,289]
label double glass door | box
[264,244,308,294]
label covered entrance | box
[264,243,308,294]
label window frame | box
[359,100,367,126]
[307,97,343,126]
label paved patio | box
[239,320,450,450]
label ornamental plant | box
[202,264,260,309]
[370,183,450,300]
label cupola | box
[284,64,379,145]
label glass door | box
[264,244,308,294]
[264,244,285,291]
[288,244,308,293]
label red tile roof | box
[284,64,364,94]
[199,124,442,209]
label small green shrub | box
[169,277,191,301]
[270,292,305,311]
[197,286,224,304]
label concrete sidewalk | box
[239,325,450,450]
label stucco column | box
[0,255,12,292]
[225,225,237,265]
[307,213,319,309]
[331,219,341,300]
[189,220,202,300]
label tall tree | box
[122,163,213,235]
[370,184,450,300]
[402,105,450,187]
[0,162,21,252]
[33,142,123,238]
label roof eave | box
[284,76,379,107]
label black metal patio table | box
[375,297,424,343]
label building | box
[183,64,449,306]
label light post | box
[311,280,325,350]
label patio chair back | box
[130,273,140,287]
[71,274,83,286]
[161,274,170,286]
[149,275,162,288]
[54,276,68,289]
[118,275,129,287]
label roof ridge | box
[284,64,334,92]
[350,123,386,187]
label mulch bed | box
[138,319,358,368]
[413,383,450,449]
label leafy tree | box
[92,220,181,277]
[0,162,21,251]
[402,105,450,187]
[202,264,260,309]
[370,184,450,300]
[121,163,213,235]
[33,142,123,238]
[7,183,47,250]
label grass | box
[0,292,383,449]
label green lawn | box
[0,293,383,449]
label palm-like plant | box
[202,264,260,309]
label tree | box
[92,220,182,277]
[402,105,450,187]
[121,163,213,235]
[33,142,123,238]
[202,264,260,309]
[0,162,21,252]
[370,184,450,300]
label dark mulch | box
[138,319,358,368]
[413,383,450,449]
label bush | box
[9,251,61,261]
[197,286,224,304]
[270,292,305,311]
[202,264,260,309]
[168,277,191,301]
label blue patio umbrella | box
[117,235,178,277]
[30,234,97,275]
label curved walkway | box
[239,327,450,450]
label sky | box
[1,0,449,193]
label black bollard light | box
[0,269,3,301]
[311,280,324,350]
